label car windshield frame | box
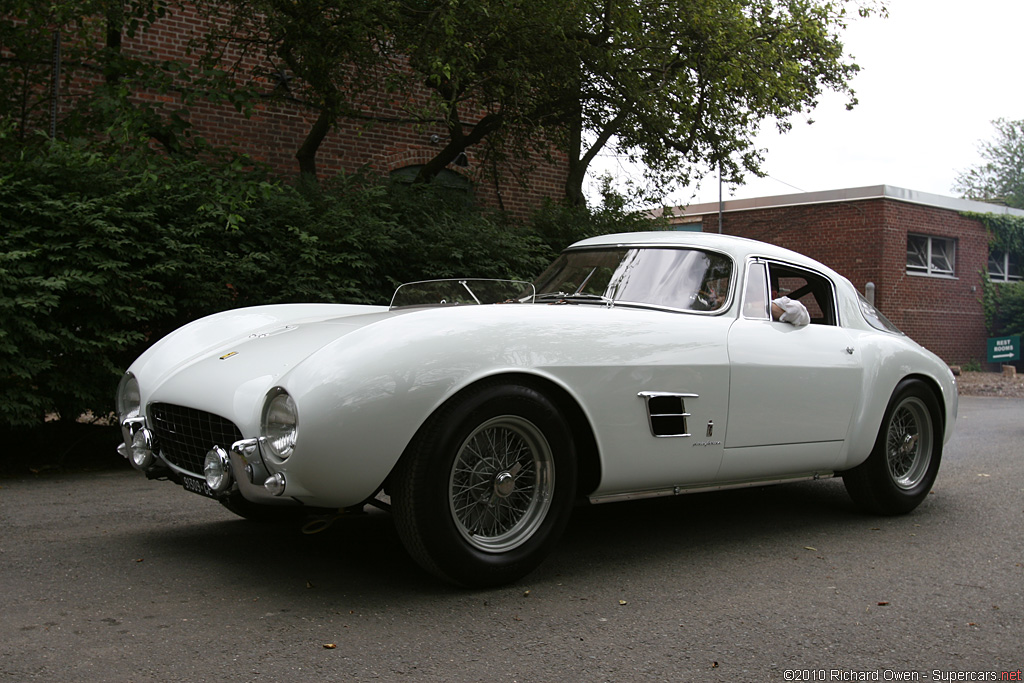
[390,279,536,310]
[531,246,736,314]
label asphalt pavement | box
[1,396,1021,682]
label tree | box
[390,0,575,187]
[197,0,572,188]
[194,0,395,181]
[555,0,880,206]
[0,0,242,157]
[955,118,1024,210]
[182,0,878,204]
[5,0,877,206]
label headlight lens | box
[116,373,141,422]
[204,446,233,492]
[261,389,298,460]
[130,428,155,469]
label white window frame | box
[907,234,956,278]
[988,250,1022,283]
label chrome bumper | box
[118,418,290,505]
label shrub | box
[0,141,559,429]
[527,188,666,256]
[983,278,1024,339]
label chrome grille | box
[150,403,243,476]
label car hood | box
[130,303,395,421]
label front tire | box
[392,381,577,587]
[843,379,943,515]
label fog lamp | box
[130,428,155,470]
[204,446,233,492]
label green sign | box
[987,335,1021,363]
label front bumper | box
[118,417,292,506]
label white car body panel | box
[120,231,958,512]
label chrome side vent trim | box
[638,391,698,437]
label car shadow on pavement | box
[121,476,874,595]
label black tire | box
[842,379,943,515]
[391,380,577,587]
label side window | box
[767,262,837,326]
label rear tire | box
[843,379,943,515]
[392,380,577,587]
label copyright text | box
[783,670,1022,682]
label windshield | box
[391,279,535,309]
[532,247,733,312]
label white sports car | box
[116,231,957,586]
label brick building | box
[666,185,1024,367]
[47,5,568,219]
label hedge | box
[0,141,561,429]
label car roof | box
[568,231,839,279]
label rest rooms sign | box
[987,335,1021,363]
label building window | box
[988,250,1022,282]
[907,234,955,277]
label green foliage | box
[955,119,1024,209]
[961,358,983,373]
[188,0,873,204]
[966,212,1024,339]
[980,276,1024,340]
[391,0,574,183]
[964,211,1024,257]
[555,0,880,205]
[527,180,669,255]
[0,140,271,426]
[194,0,397,178]
[0,140,558,429]
[0,0,206,150]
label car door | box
[722,259,863,478]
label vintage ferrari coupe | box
[116,231,957,586]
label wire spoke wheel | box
[393,381,576,586]
[449,415,554,553]
[885,396,933,490]
[842,379,943,516]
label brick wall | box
[697,198,990,365]
[67,4,569,219]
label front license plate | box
[181,475,218,499]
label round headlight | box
[116,373,141,422]
[261,389,298,460]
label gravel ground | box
[955,369,1024,397]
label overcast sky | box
[588,0,1024,208]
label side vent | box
[638,392,698,437]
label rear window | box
[858,294,904,334]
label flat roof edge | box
[667,184,1024,219]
